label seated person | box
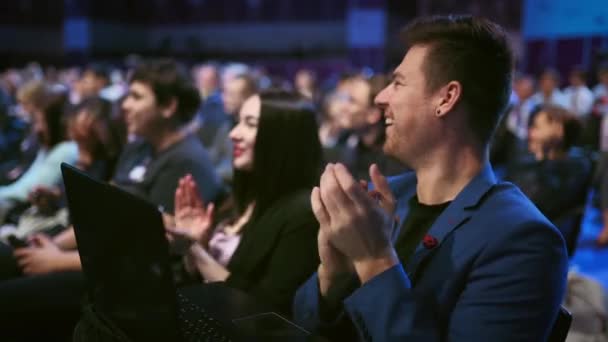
[191,64,235,183]
[0,59,224,341]
[505,105,591,244]
[8,96,122,239]
[168,92,321,315]
[323,74,407,180]
[293,16,567,341]
[0,81,44,186]
[0,86,78,224]
[116,59,224,211]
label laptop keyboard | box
[177,293,233,342]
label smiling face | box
[374,45,438,167]
[229,95,260,171]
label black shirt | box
[395,196,451,264]
[115,135,224,213]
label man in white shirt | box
[564,67,594,117]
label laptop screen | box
[62,163,180,341]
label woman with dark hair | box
[0,86,78,223]
[7,97,122,240]
[67,96,121,180]
[169,91,322,314]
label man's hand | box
[173,174,215,245]
[317,163,399,284]
[312,184,354,295]
[13,234,71,275]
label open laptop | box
[62,163,311,341]
[62,162,184,340]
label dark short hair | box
[129,59,201,125]
[233,91,322,220]
[72,97,121,168]
[401,15,514,145]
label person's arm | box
[13,234,81,274]
[188,243,230,282]
[296,223,567,341]
[293,163,397,337]
[0,142,78,201]
[293,271,361,341]
[52,250,81,271]
[300,223,567,342]
[0,153,45,201]
[297,163,568,341]
[53,226,77,250]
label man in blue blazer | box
[293,15,568,341]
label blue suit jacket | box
[293,163,568,341]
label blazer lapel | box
[404,163,497,280]
[384,172,417,242]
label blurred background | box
[0,0,606,79]
[1,1,608,340]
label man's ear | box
[366,107,383,125]
[160,97,178,119]
[434,81,462,117]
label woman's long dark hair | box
[37,87,68,148]
[232,91,322,221]
[71,97,122,179]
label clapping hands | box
[166,174,215,254]
[312,163,400,288]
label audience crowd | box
[0,40,607,340]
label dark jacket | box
[225,189,319,315]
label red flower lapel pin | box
[422,234,438,249]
